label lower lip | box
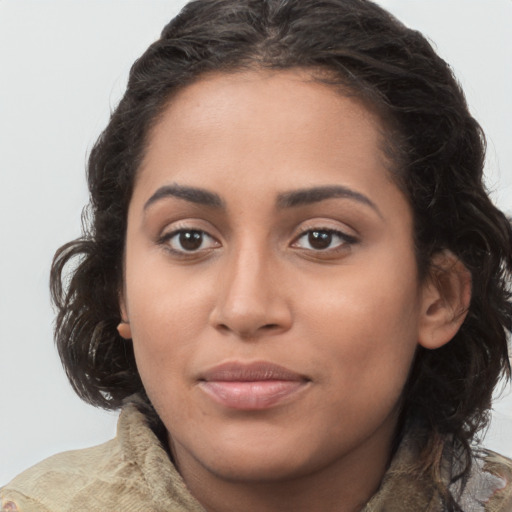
[199,380,307,410]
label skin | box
[119,69,468,512]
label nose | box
[209,244,292,339]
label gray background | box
[1,0,511,485]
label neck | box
[172,416,397,512]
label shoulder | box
[0,437,142,512]
[456,449,512,511]
[1,400,204,512]
[364,425,512,512]
[0,403,203,512]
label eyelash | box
[157,226,358,257]
[158,229,220,256]
[291,228,358,253]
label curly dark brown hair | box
[50,0,512,508]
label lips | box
[198,361,309,410]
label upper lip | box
[199,361,308,382]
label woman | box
[2,0,511,510]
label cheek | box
[124,255,216,388]
[127,284,208,425]
[297,256,421,401]
[127,243,212,325]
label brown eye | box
[162,229,219,254]
[179,230,204,251]
[308,231,333,250]
[292,228,357,252]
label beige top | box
[2,401,512,511]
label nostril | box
[214,321,282,338]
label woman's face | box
[121,70,433,485]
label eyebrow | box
[144,184,225,211]
[143,183,381,217]
[277,185,382,217]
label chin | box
[175,422,348,485]
[199,449,316,484]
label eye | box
[292,229,357,252]
[160,229,220,254]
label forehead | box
[138,69,394,193]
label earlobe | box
[117,321,132,340]
[118,290,132,339]
[418,250,472,350]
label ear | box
[117,291,132,340]
[117,321,132,340]
[418,250,472,350]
